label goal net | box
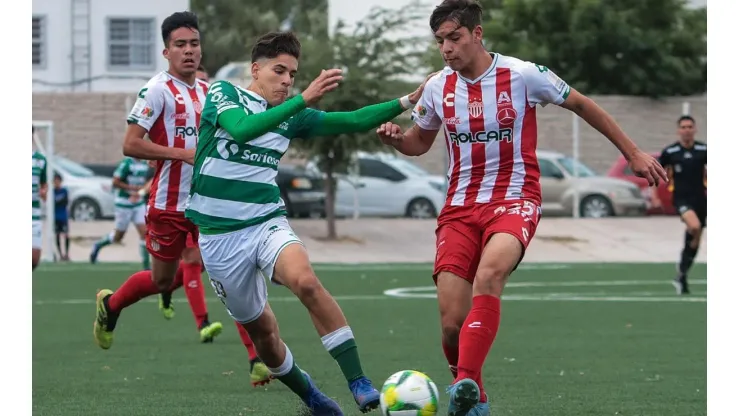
[32,121,56,263]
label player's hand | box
[650,195,662,210]
[129,194,141,204]
[376,122,403,146]
[301,69,344,106]
[147,160,157,169]
[407,71,440,105]
[180,149,196,166]
[627,150,668,186]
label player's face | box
[678,120,695,142]
[434,21,483,71]
[251,54,298,106]
[196,70,209,82]
[163,27,202,77]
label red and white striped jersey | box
[127,71,209,212]
[412,53,571,207]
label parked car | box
[537,150,646,217]
[309,152,446,219]
[606,153,676,215]
[48,156,116,221]
[277,164,325,218]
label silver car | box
[48,156,116,221]
[537,150,646,217]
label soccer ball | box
[380,370,440,415]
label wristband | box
[399,95,413,110]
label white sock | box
[321,326,354,352]
[267,343,294,376]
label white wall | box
[32,0,189,93]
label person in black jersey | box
[653,115,707,294]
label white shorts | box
[199,216,302,324]
[32,220,42,250]
[114,205,146,232]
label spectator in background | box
[53,173,70,261]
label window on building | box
[108,18,155,69]
[32,16,45,67]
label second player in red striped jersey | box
[376,1,668,414]
[93,12,224,353]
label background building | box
[32,0,188,93]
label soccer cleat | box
[673,273,690,295]
[93,289,115,349]
[249,359,273,387]
[199,321,223,343]
[446,379,480,416]
[466,401,490,416]
[349,376,380,413]
[301,371,344,415]
[89,243,101,264]
[158,295,175,320]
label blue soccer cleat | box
[301,371,344,416]
[467,401,490,415]
[349,376,380,413]
[446,378,480,416]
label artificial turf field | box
[33,262,706,416]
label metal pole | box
[572,112,580,218]
[40,121,56,262]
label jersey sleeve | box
[658,148,671,167]
[520,63,572,107]
[113,158,129,180]
[201,81,243,127]
[411,80,442,131]
[290,108,325,138]
[127,84,165,131]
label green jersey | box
[113,157,152,208]
[32,151,48,221]
[186,80,406,234]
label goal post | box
[32,120,56,263]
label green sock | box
[274,357,311,398]
[328,338,365,382]
[139,241,150,269]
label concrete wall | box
[32,92,706,174]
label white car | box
[44,156,116,221]
[310,152,446,219]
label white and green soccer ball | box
[379,370,439,416]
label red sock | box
[182,261,208,328]
[442,341,459,380]
[108,270,160,313]
[236,322,258,361]
[456,295,501,403]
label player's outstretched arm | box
[559,90,667,186]
[215,69,343,143]
[300,71,439,138]
[377,123,439,157]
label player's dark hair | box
[250,31,301,63]
[161,11,199,46]
[677,115,695,126]
[197,64,207,72]
[430,0,483,33]
[54,173,62,181]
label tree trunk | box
[324,156,338,240]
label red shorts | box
[145,207,199,262]
[433,199,541,284]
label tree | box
[290,3,429,239]
[478,0,706,98]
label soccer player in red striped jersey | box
[377,1,667,414]
[93,12,223,350]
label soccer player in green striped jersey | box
[89,157,152,269]
[184,31,430,414]
[32,127,48,270]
